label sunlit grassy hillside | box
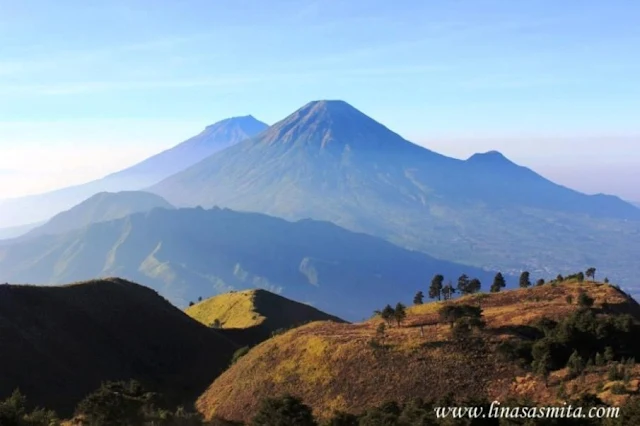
[197,279,640,423]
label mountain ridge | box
[21,191,174,239]
[148,99,640,286]
[0,115,267,228]
[0,277,238,416]
[0,206,506,321]
[196,280,640,423]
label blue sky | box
[0,0,639,200]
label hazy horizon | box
[1,0,639,202]
[0,121,638,202]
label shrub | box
[577,291,594,308]
[608,363,624,381]
[610,383,627,395]
[567,350,584,378]
[251,395,317,426]
[439,304,483,327]
[231,346,250,365]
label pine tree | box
[519,271,531,288]
[381,304,395,325]
[413,291,424,305]
[457,274,470,294]
[394,303,407,327]
[429,274,444,301]
[567,350,584,377]
[490,272,506,293]
[586,267,596,282]
[604,346,615,363]
[442,282,456,300]
[468,278,481,294]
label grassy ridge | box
[196,280,640,423]
[185,289,346,347]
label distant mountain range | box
[0,221,43,240]
[0,206,503,320]
[149,100,640,285]
[21,191,174,239]
[0,116,267,228]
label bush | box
[567,350,584,378]
[439,304,483,327]
[231,346,251,365]
[610,383,627,395]
[251,395,316,426]
[577,291,594,308]
[608,363,624,381]
[497,340,534,367]
[75,380,157,426]
[0,390,59,426]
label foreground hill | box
[150,100,640,286]
[197,280,640,423]
[186,289,345,346]
[0,207,502,321]
[0,278,237,416]
[21,191,174,238]
[0,116,267,228]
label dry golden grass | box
[196,281,640,423]
[185,290,265,328]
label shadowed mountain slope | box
[149,100,640,286]
[0,115,267,228]
[0,278,238,416]
[0,207,503,321]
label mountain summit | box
[254,100,423,153]
[149,99,640,285]
[102,115,268,183]
[0,115,267,228]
